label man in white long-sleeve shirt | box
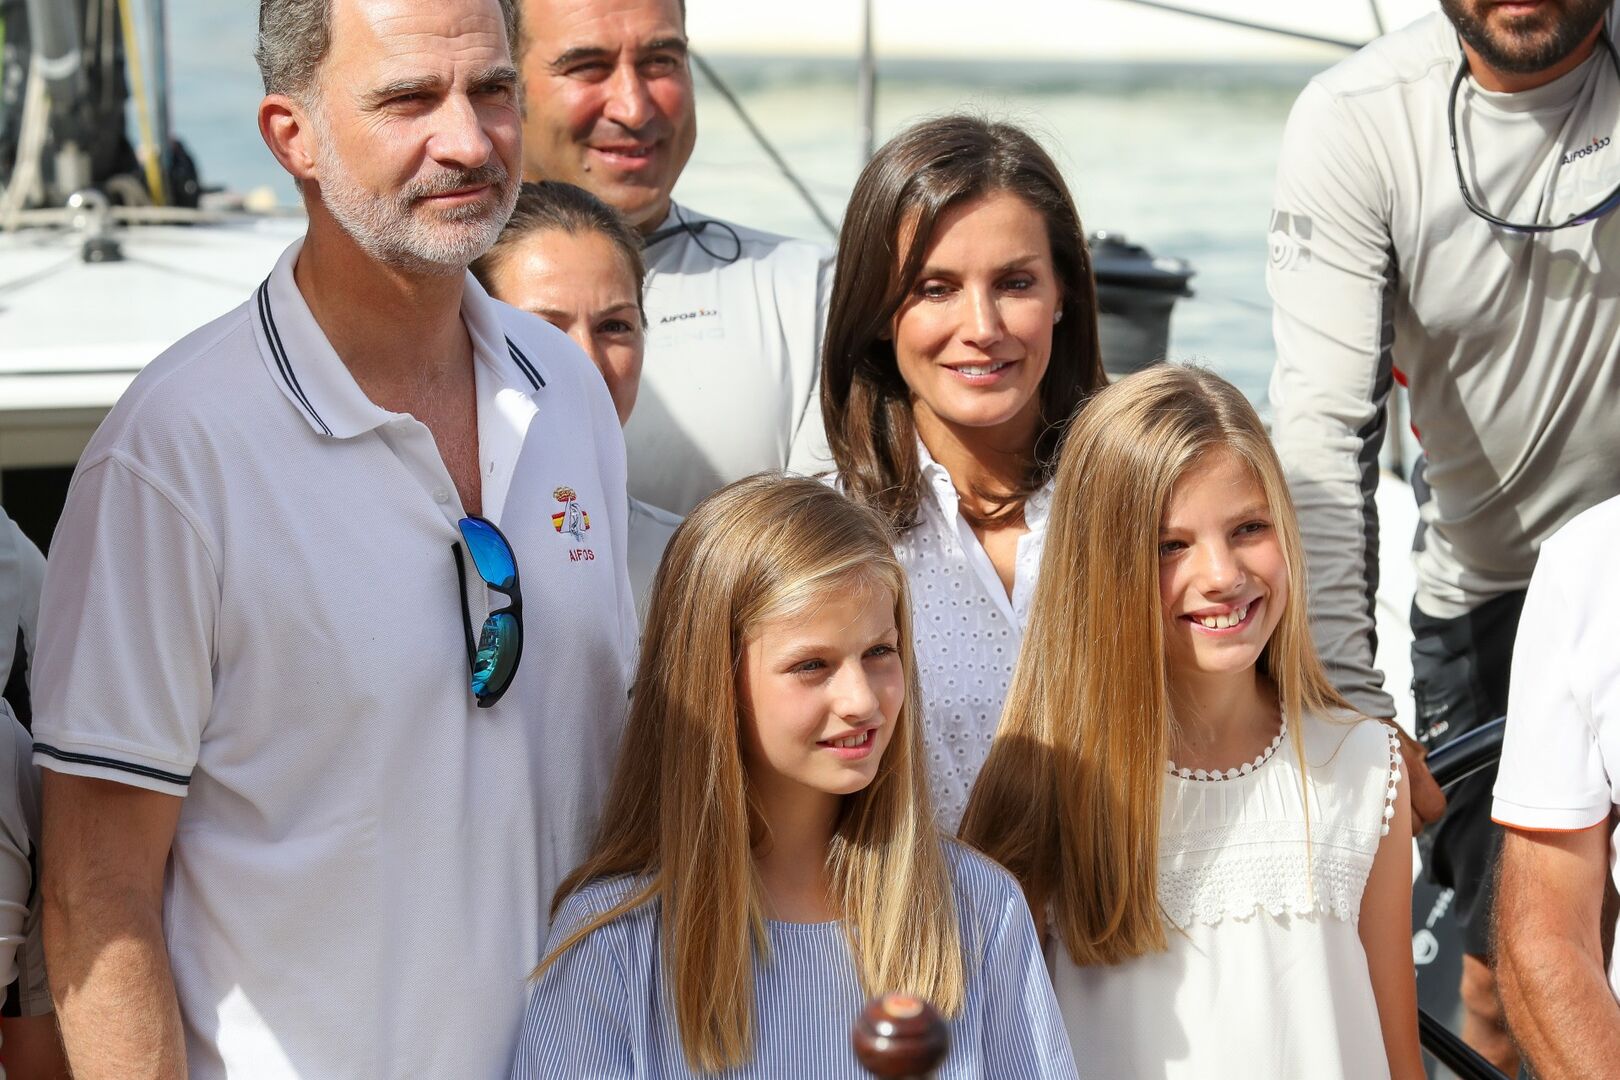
[1267,0,1620,1067]
[518,0,833,514]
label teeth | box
[1196,602,1250,630]
[955,362,1009,376]
[829,731,869,749]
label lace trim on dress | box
[1165,718,1287,781]
[1159,847,1374,927]
[1155,718,1397,929]
[1380,728,1402,838]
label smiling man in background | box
[1267,0,1620,1069]
[32,0,634,1075]
[520,0,833,513]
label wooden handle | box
[852,992,949,1079]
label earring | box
[1053,310,1064,324]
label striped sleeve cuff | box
[32,741,191,797]
[1491,795,1608,833]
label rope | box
[3,204,303,227]
[688,50,838,239]
[0,67,51,230]
[1102,0,1367,52]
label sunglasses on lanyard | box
[453,516,523,708]
[1448,29,1620,233]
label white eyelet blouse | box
[887,442,1053,829]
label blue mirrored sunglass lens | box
[459,518,516,590]
[470,612,520,698]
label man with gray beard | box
[29,0,636,1076]
[1268,0,1620,1070]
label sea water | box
[168,7,1323,408]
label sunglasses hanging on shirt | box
[453,516,524,709]
[1448,29,1620,233]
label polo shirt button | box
[433,489,450,504]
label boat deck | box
[0,217,304,475]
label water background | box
[168,3,1336,407]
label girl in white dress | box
[512,476,1074,1078]
[820,115,1109,828]
[961,366,1425,1079]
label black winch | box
[1089,231,1196,377]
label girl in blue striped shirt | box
[510,476,1073,1078]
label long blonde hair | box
[539,474,965,1072]
[959,365,1350,966]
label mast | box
[856,0,876,163]
[116,0,165,204]
[1,0,179,214]
[149,0,172,201]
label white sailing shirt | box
[626,202,833,514]
[1268,6,1620,718]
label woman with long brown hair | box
[510,476,1074,1078]
[960,367,1423,1079]
[821,114,1107,828]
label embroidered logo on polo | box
[552,486,596,561]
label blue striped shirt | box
[510,843,1076,1078]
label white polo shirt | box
[625,203,833,514]
[30,239,636,1078]
[1492,493,1620,996]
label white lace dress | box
[1049,713,1402,1080]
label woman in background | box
[821,114,1107,826]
